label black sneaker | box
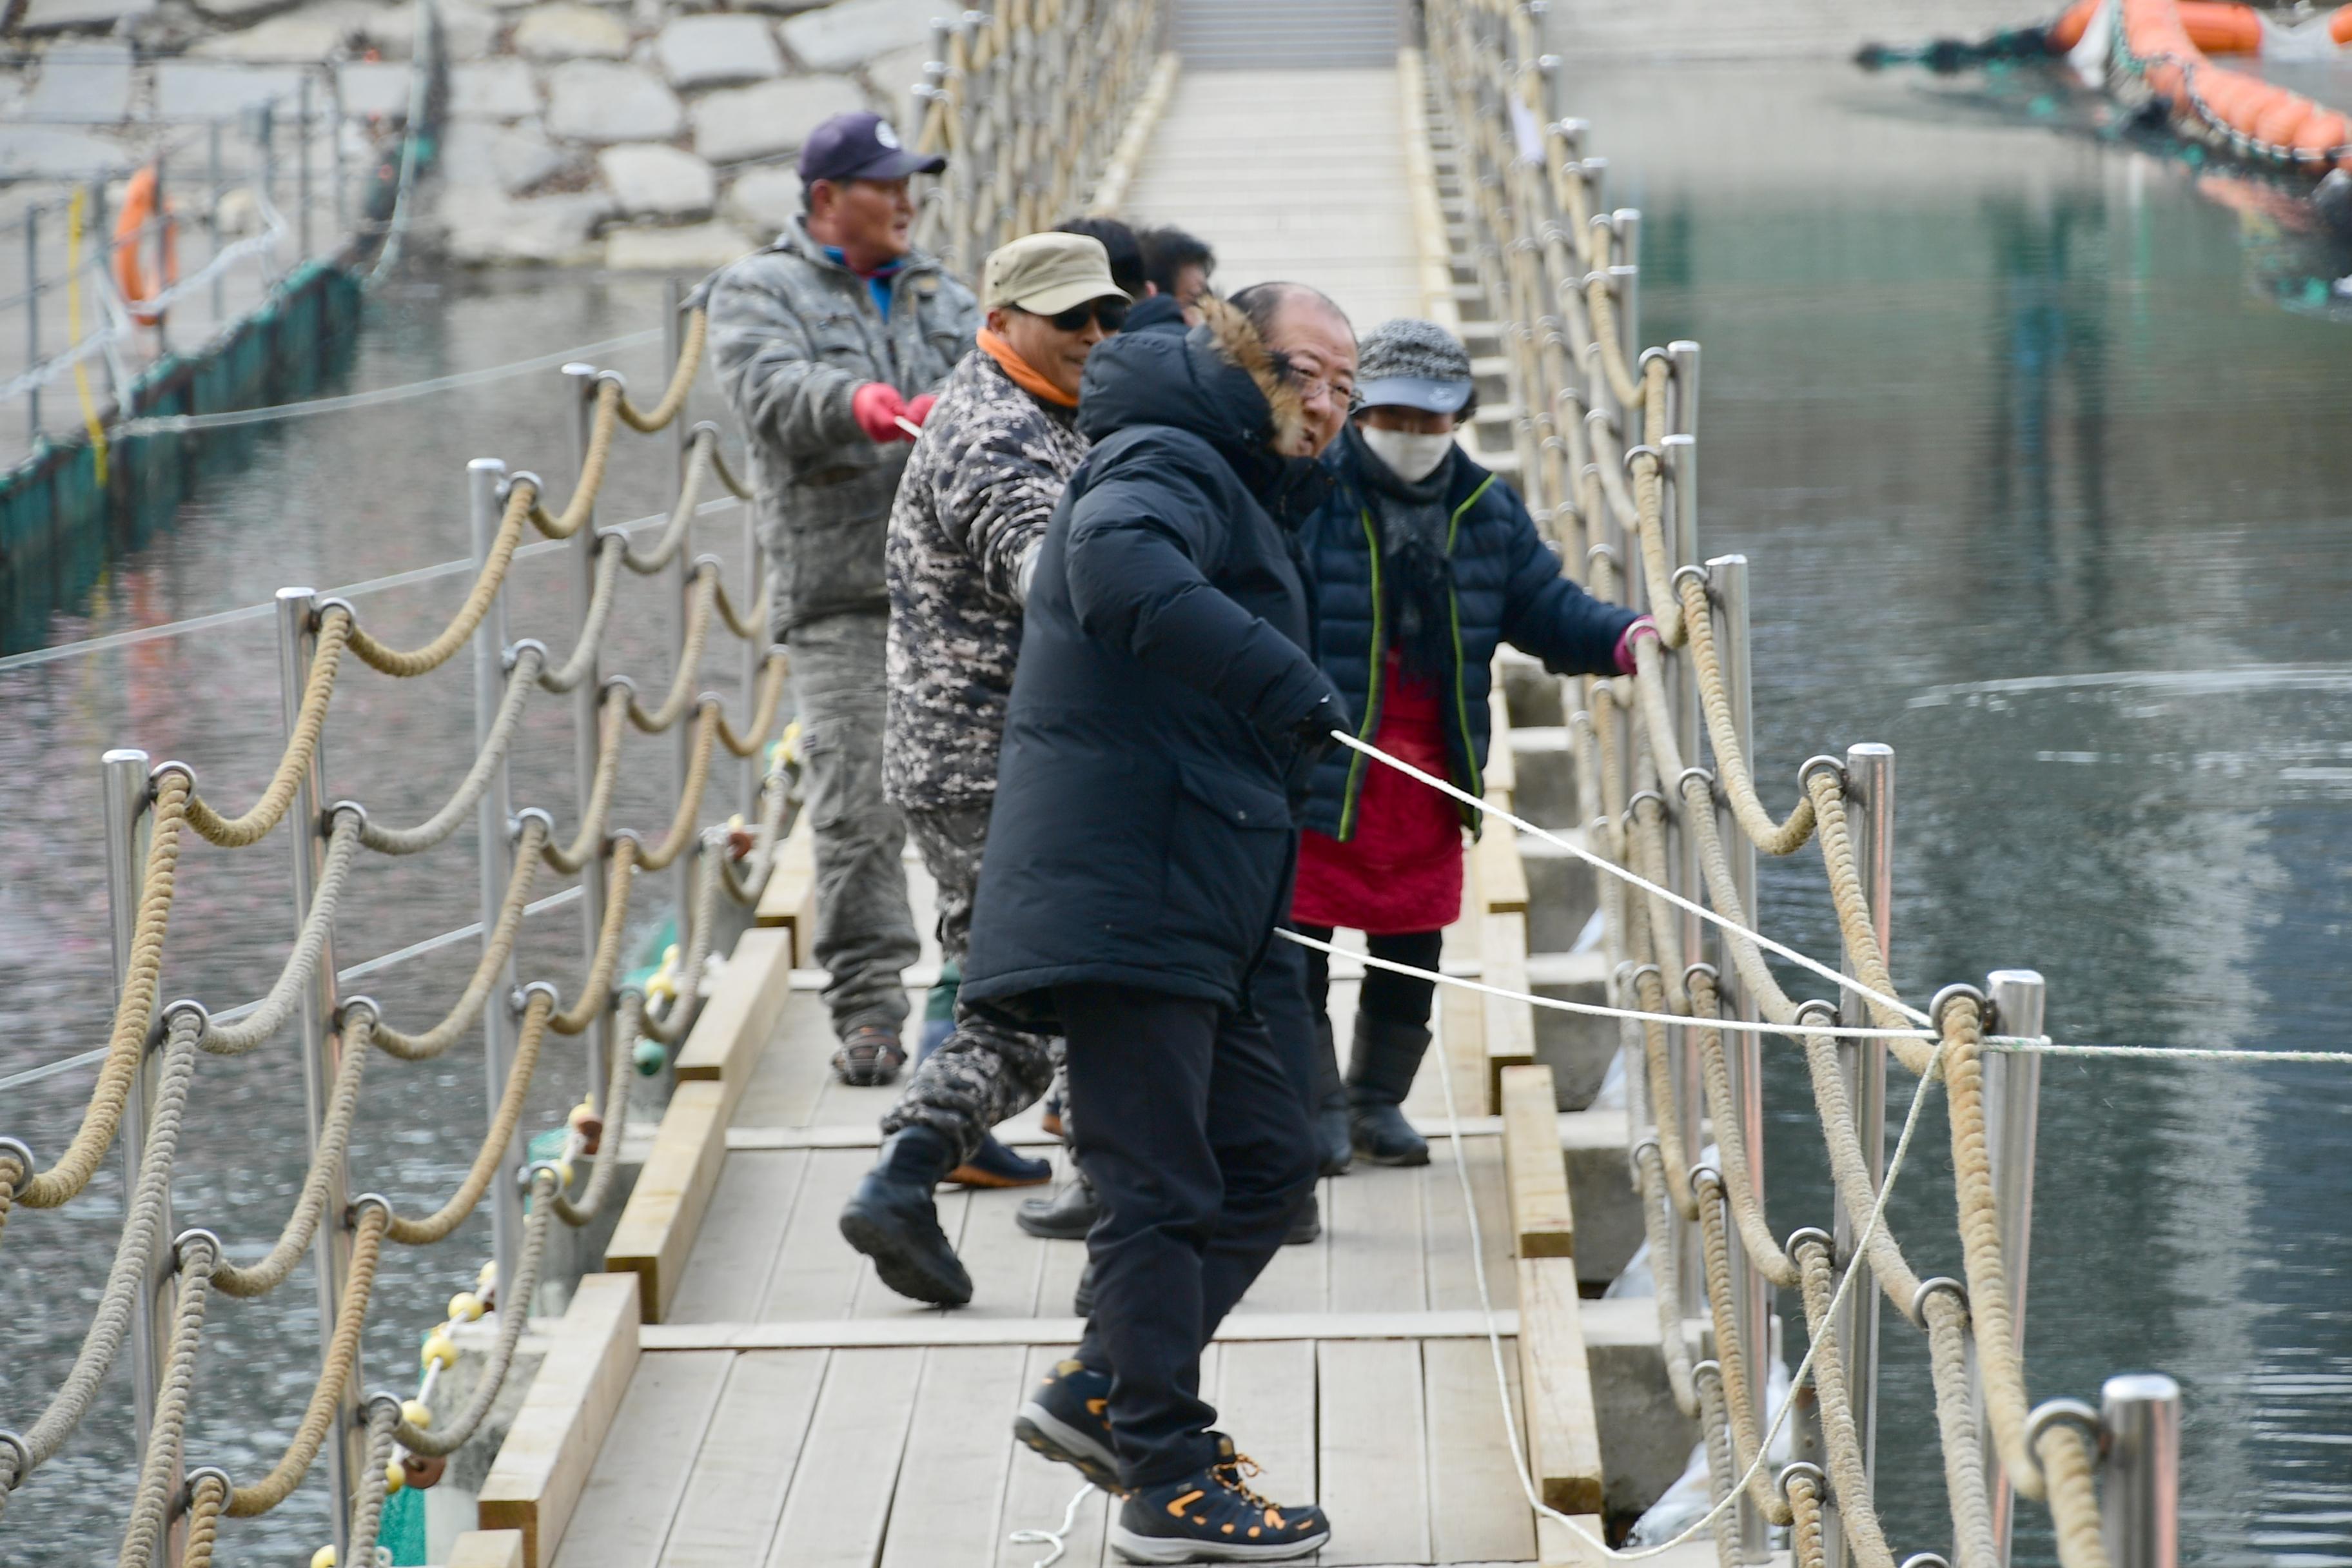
[1111,1443,1331,1563]
[1017,1172,1099,1240]
[1283,1192,1320,1246]
[1013,1358,1119,1491]
[838,1128,972,1306]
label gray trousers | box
[789,610,919,1038]
[883,801,1059,1163]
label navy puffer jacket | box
[1300,438,1636,840]
[961,303,1339,1019]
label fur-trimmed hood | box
[1074,295,1317,508]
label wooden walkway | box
[467,54,1650,1568]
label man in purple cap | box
[705,111,979,1086]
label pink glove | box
[1614,614,1658,675]
[905,393,937,428]
[851,382,913,444]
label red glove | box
[1614,614,1658,675]
[905,393,937,428]
[851,382,913,443]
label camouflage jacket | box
[703,220,979,631]
[884,348,1090,810]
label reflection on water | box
[1558,57,2352,1568]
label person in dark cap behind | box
[703,110,979,1088]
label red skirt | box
[1292,662,1465,935]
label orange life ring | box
[112,165,179,328]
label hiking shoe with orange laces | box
[1110,1441,1331,1563]
[1013,1358,1118,1491]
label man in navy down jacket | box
[970,285,1353,1562]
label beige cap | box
[985,231,1121,315]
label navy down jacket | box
[1299,438,1637,841]
[960,304,1340,1018]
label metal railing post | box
[208,121,226,324]
[275,587,355,1564]
[152,155,171,357]
[1611,206,1639,393]
[103,748,182,1567]
[2101,1374,2180,1568]
[1977,969,2045,1565]
[255,105,278,284]
[562,364,610,1120]
[329,69,347,240]
[297,75,314,260]
[1823,741,1892,1568]
[663,282,695,946]
[25,207,39,445]
[469,460,525,1309]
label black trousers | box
[1296,924,1446,1034]
[1062,948,1319,1488]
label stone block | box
[449,59,540,119]
[1498,647,1563,727]
[513,1,631,60]
[720,164,798,234]
[1529,948,1615,1113]
[738,0,829,14]
[337,59,412,119]
[655,13,782,89]
[0,126,129,181]
[439,185,611,264]
[1520,836,1597,954]
[153,61,304,119]
[440,0,501,59]
[190,7,351,57]
[441,117,568,195]
[1508,726,1581,830]
[689,73,858,164]
[603,219,752,270]
[1580,1298,1701,1517]
[18,0,153,31]
[544,61,681,143]
[778,0,937,72]
[858,39,934,108]
[598,142,714,219]
[24,41,132,122]
[1558,1106,1641,1284]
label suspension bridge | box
[0,0,2237,1564]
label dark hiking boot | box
[838,1128,971,1306]
[1014,1358,1119,1491]
[1110,1442,1331,1563]
[1284,1192,1320,1246]
[946,1134,1052,1189]
[1073,1259,1097,1316]
[830,1023,907,1087]
[1311,1016,1353,1177]
[1018,1171,1099,1240]
[1346,1017,1432,1166]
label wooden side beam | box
[477,1273,642,1568]
[1515,1255,1606,1518]
[602,1080,727,1324]
[447,1531,527,1568]
[1482,910,1536,1112]
[1500,1064,1574,1259]
[753,809,818,965]
[671,924,795,1122]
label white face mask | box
[1359,425,1455,483]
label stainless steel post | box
[297,75,314,260]
[24,207,38,443]
[2101,1374,2180,1568]
[1705,552,1769,1561]
[1825,742,1893,1568]
[151,155,170,357]
[663,282,695,945]
[276,587,355,1564]
[1656,422,1705,1360]
[562,364,610,1119]
[469,460,526,1309]
[329,68,346,238]
[103,749,178,1564]
[1611,208,1640,411]
[1977,970,2046,1565]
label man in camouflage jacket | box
[704,111,978,1083]
[840,232,1130,1306]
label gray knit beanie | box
[1355,318,1478,420]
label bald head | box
[1230,282,1357,456]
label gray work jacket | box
[703,220,979,630]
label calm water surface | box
[4,58,2351,1567]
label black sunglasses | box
[1019,297,1130,333]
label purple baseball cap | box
[797,110,947,184]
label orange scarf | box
[978,328,1079,407]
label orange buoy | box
[110,165,177,328]
[2254,89,2320,147]
[2333,3,2352,44]
[2049,0,2101,50]
[2292,109,2349,157]
[2177,1,2266,53]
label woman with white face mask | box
[1288,318,1653,1171]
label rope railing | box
[0,303,806,1565]
[908,0,1167,279]
[1419,5,2180,1565]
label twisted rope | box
[358,644,545,854]
[1792,1236,1896,1568]
[529,379,622,539]
[182,1472,228,1568]
[622,427,714,575]
[228,1202,384,1515]
[1925,1287,2001,1568]
[544,685,629,875]
[614,310,705,433]
[552,995,640,1226]
[370,818,547,1059]
[185,607,350,849]
[199,810,364,1056]
[637,707,720,874]
[342,484,532,676]
[627,570,716,734]
[720,652,790,758]
[538,537,625,695]
[384,991,552,1246]
[117,1235,217,1568]
[551,839,638,1035]
[212,1017,368,1298]
[398,1167,563,1457]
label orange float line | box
[2115,0,2352,172]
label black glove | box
[1286,689,1348,767]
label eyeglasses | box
[1281,364,1360,411]
[1017,297,1130,333]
